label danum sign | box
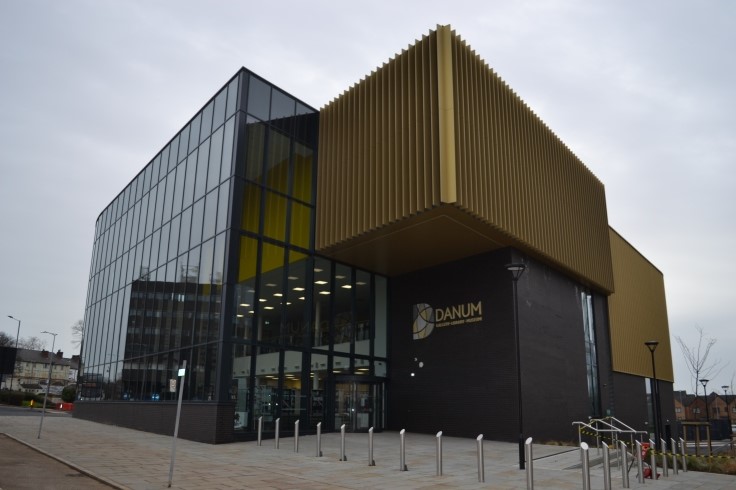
[412,301,483,340]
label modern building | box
[76,25,675,444]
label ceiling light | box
[319,291,330,295]
[315,280,328,285]
[293,287,305,291]
[341,284,352,289]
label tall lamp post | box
[37,330,57,439]
[7,315,21,391]
[700,379,710,423]
[644,341,660,448]
[506,262,526,470]
[724,386,733,450]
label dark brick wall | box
[611,371,675,438]
[74,401,235,444]
[388,248,607,443]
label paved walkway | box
[1,409,735,489]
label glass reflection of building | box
[81,69,388,440]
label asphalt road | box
[0,407,113,490]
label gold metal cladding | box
[437,25,457,204]
[608,228,674,381]
[318,25,613,291]
[317,28,441,252]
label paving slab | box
[1,409,735,489]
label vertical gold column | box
[437,25,457,204]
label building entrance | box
[334,377,384,432]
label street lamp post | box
[7,315,21,391]
[700,379,710,423]
[722,386,732,435]
[724,386,733,450]
[506,262,526,470]
[37,330,57,439]
[644,341,660,449]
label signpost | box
[167,360,186,488]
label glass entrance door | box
[334,379,383,431]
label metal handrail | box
[574,417,648,453]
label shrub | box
[61,386,76,403]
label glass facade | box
[82,69,388,435]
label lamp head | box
[700,378,709,387]
[505,263,526,281]
[644,340,659,353]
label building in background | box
[2,349,76,396]
[75,25,674,444]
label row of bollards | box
[581,435,689,488]
[254,423,535,489]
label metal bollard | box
[294,420,299,452]
[649,439,656,478]
[340,424,347,461]
[436,431,443,476]
[368,427,375,466]
[671,438,678,475]
[316,422,323,457]
[620,441,629,488]
[679,437,687,472]
[477,434,485,483]
[525,437,534,490]
[580,442,591,490]
[257,416,263,446]
[661,438,668,477]
[635,440,644,484]
[400,429,408,471]
[602,442,611,490]
[275,418,280,449]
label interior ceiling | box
[316,205,514,277]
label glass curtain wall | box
[82,72,240,402]
[230,74,388,434]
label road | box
[0,406,113,489]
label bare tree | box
[675,326,724,399]
[17,336,46,350]
[0,331,13,347]
[71,319,84,350]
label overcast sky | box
[1,1,734,394]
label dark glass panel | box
[178,124,190,162]
[213,88,227,130]
[200,100,214,144]
[159,222,170,266]
[161,146,170,177]
[179,207,192,256]
[168,135,179,171]
[183,151,198,210]
[190,198,205,249]
[254,352,279,431]
[172,165,185,217]
[231,343,252,430]
[152,155,161,185]
[137,195,147,240]
[153,182,164,231]
[220,117,235,183]
[245,119,266,183]
[168,214,181,260]
[280,350,303,427]
[216,181,230,233]
[149,229,160,271]
[202,189,217,241]
[226,76,238,119]
[145,190,156,236]
[212,232,226,287]
[355,270,371,355]
[333,264,352,353]
[292,142,313,204]
[207,126,223,193]
[247,75,271,121]
[143,165,152,195]
[289,202,311,250]
[312,257,331,349]
[284,253,308,347]
[374,275,387,357]
[237,236,258,283]
[189,113,201,154]
[262,191,287,242]
[162,171,174,223]
[194,138,210,202]
[265,130,290,194]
